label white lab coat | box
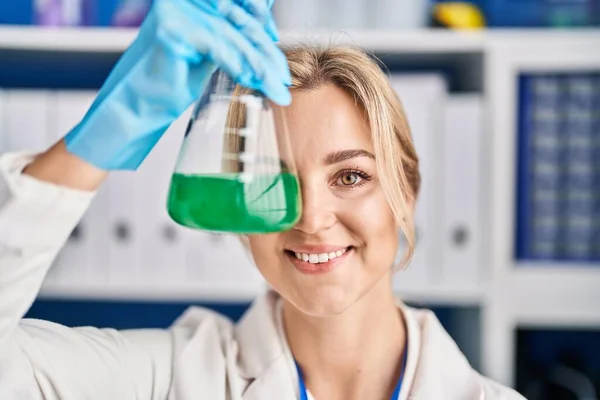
[0,152,525,400]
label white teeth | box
[292,248,349,264]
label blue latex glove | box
[64,0,291,170]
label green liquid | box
[167,173,302,233]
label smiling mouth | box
[285,246,354,275]
[286,247,351,264]
[284,246,353,274]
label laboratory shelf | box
[37,278,485,305]
[508,267,600,328]
[281,29,485,53]
[0,26,135,52]
[0,26,483,53]
[394,283,485,306]
[1,25,598,55]
[39,280,263,302]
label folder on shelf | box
[372,0,429,29]
[562,75,596,260]
[47,91,106,285]
[440,94,483,286]
[135,107,190,283]
[106,169,142,283]
[594,74,600,259]
[86,183,112,286]
[273,0,321,30]
[336,0,369,29]
[184,230,264,295]
[388,73,447,290]
[4,90,52,153]
[0,89,5,154]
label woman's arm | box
[0,150,174,399]
[23,139,108,191]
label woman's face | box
[248,83,399,317]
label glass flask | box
[166,70,302,234]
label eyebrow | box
[324,149,375,165]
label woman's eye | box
[334,169,372,188]
[338,173,360,186]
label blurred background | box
[0,1,599,398]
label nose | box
[293,181,336,234]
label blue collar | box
[295,345,408,400]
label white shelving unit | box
[0,26,487,53]
[0,26,136,52]
[2,25,597,53]
[38,279,485,305]
[2,26,600,387]
[39,280,264,302]
[484,36,600,385]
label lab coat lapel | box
[235,291,298,400]
[405,308,483,399]
[239,357,298,400]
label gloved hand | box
[64,0,291,171]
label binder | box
[184,231,264,295]
[48,91,106,285]
[106,169,142,283]
[388,74,447,290]
[87,182,112,285]
[517,75,562,260]
[0,89,5,154]
[594,74,600,259]
[4,90,52,153]
[440,94,483,286]
[562,75,595,260]
[335,0,368,29]
[273,0,321,30]
[135,107,190,283]
[371,0,429,29]
[517,73,600,262]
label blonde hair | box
[230,45,420,269]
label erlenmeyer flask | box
[166,70,302,233]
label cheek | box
[340,189,399,261]
[247,234,281,277]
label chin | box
[291,284,357,318]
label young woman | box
[0,1,524,399]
